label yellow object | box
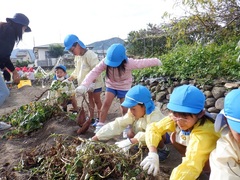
[18,80,32,89]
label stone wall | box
[137,78,240,119]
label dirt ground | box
[0,84,182,179]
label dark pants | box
[3,70,11,81]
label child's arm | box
[140,116,175,176]
[171,121,219,179]
[128,58,162,70]
[93,112,134,141]
[80,60,106,88]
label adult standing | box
[0,13,31,130]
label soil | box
[0,84,182,179]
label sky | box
[0,0,183,50]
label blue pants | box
[0,74,10,106]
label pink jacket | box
[81,58,161,91]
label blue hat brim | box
[64,39,86,51]
[167,103,201,114]
[55,65,66,72]
[121,98,138,108]
[104,58,123,67]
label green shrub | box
[133,39,240,85]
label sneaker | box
[0,122,11,131]
[158,147,170,162]
[94,122,105,133]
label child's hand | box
[62,79,71,84]
[75,86,87,96]
[89,83,95,92]
[140,152,159,176]
[115,138,132,152]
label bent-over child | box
[209,89,240,180]
[140,84,220,179]
[47,64,78,112]
[92,85,170,160]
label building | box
[33,43,66,67]
[10,49,35,65]
[33,43,106,67]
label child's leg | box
[70,96,78,111]
[119,97,128,116]
[93,91,102,118]
[99,91,115,124]
[170,131,186,156]
[94,91,115,133]
[87,92,95,120]
[157,133,171,162]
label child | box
[47,64,78,112]
[92,85,169,159]
[209,89,240,180]
[76,43,161,133]
[140,85,220,179]
[64,34,104,121]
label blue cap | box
[6,13,31,32]
[167,85,205,114]
[55,64,66,72]
[121,85,155,115]
[64,34,86,51]
[217,89,240,133]
[104,43,128,67]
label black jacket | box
[0,22,16,72]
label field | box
[0,84,182,179]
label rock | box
[202,84,213,91]
[215,97,224,110]
[207,107,220,113]
[156,91,167,102]
[212,86,226,99]
[204,90,213,98]
[205,97,216,108]
[224,83,239,89]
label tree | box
[48,44,64,58]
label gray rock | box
[204,90,213,98]
[215,97,225,110]
[212,86,226,99]
[205,97,216,108]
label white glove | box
[115,138,132,152]
[62,79,71,84]
[140,152,159,176]
[88,83,95,92]
[75,86,87,96]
